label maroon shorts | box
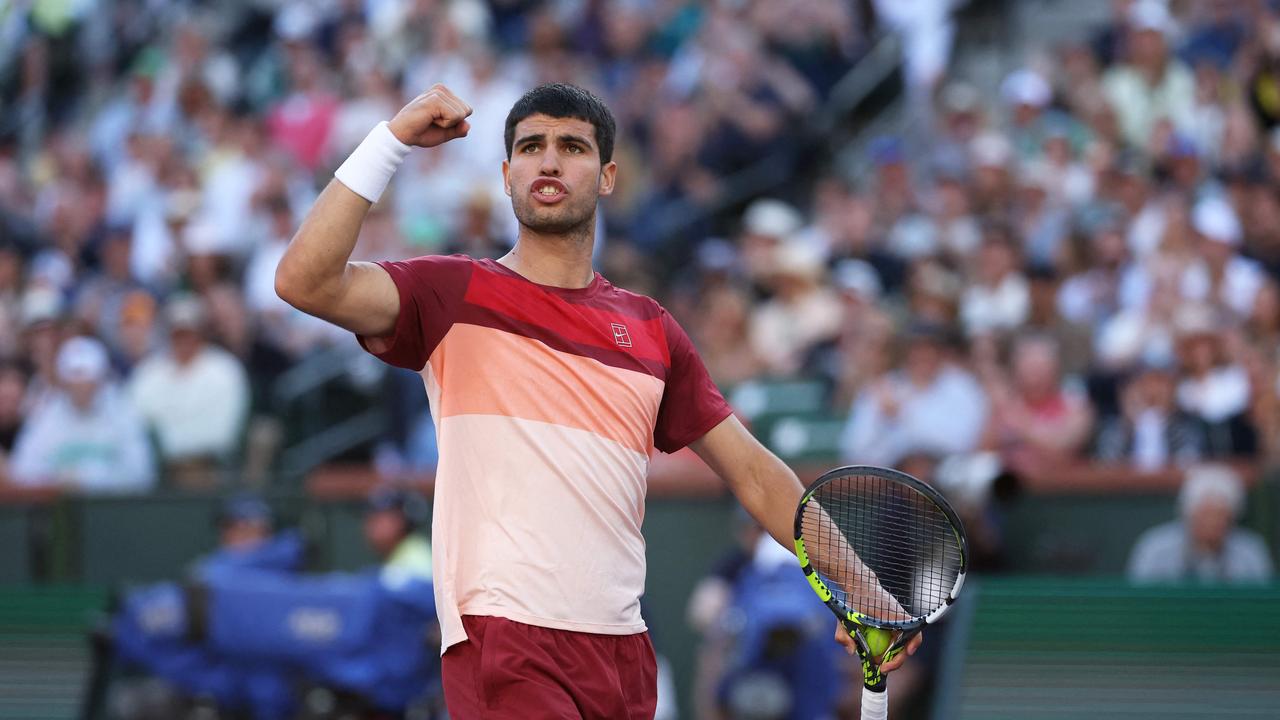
[441,615,657,719]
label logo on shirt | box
[611,323,633,348]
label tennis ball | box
[863,627,893,659]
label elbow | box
[274,257,311,312]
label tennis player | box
[276,82,919,717]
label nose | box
[538,148,562,177]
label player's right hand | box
[388,84,473,148]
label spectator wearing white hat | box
[738,198,805,287]
[8,337,154,493]
[748,242,842,376]
[126,294,250,488]
[1000,68,1053,162]
[1127,463,1273,583]
[1102,0,1196,148]
[1180,196,1266,318]
[1172,303,1257,458]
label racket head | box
[793,465,968,633]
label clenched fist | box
[388,84,474,148]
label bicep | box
[320,261,402,338]
[689,415,759,482]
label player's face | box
[503,114,616,236]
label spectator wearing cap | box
[1172,303,1257,458]
[9,337,154,493]
[841,322,988,466]
[216,493,275,550]
[1181,196,1266,319]
[748,243,842,376]
[1000,68,1053,162]
[1094,355,1205,470]
[737,198,804,288]
[1127,464,1273,583]
[365,486,433,588]
[18,285,66,413]
[126,294,250,488]
[980,333,1094,475]
[1102,0,1196,149]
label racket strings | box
[802,473,963,623]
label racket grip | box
[861,684,888,720]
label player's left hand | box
[833,621,922,672]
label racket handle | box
[861,683,888,720]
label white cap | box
[21,285,64,327]
[743,199,803,239]
[971,131,1013,168]
[274,2,319,41]
[57,336,110,384]
[1000,69,1051,108]
[1129,0,1174,36]
[770,242,825,279]
[1179,464,1244,518]
[1192,196,1241,245]
[833,258,882,300]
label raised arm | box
[275,84,473,336]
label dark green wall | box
[3,479,1277,718]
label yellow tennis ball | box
[864,627,893,659]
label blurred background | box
[1,0,1279,718]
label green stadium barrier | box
[936,578,1280,720]
[0,506,30,584]
[0,586,106,720]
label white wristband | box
[334,121,411,204]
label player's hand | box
[388,84,473,148]
[832,621,922,672]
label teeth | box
[538,187,558,195]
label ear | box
[502,159,512,197]
[598,161,617,197]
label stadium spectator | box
[1102,0,1196,150]
[127,295,249,488]
[980,334,1094,475]
[1094,357,1206,470]
[214,492,274,552]
[1128,463,1273,583]
[9,336,154,493]
[1172,304,1258,457]
[748,243,842,376]
[841,322,988,466]
[364,485,433,588]
[959,225,1030,338]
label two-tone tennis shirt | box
[358,255,732,650]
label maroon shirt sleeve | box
[356,254,473,371]
[653,309,733,453]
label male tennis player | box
[276,82,919,717]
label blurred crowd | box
[664,0,1280,489]
[0,0,1278,501]
[0,0,866,491]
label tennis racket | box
[793,465,968,719]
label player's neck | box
[500,224,595,289]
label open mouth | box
[530,178,567,203]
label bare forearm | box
[275,180,370,311]
[732,449,806,552]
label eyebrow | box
[514,133,594,150]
